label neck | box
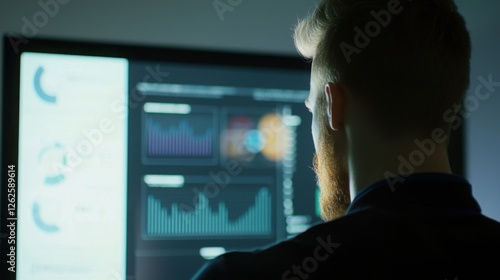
[347,132,452,200]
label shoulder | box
[191,209,500,279]
[191,217,357,280]
[191,209,400,279]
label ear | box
[324,82,347,131]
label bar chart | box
[145,113,214,158]
[144,187,272,238]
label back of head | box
[295,0,471,136]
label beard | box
[312,131,350,221]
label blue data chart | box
[142,111,219,165]
[143,186,273,239]
[145,113,214,158]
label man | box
[192,0,500,279]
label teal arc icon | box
[38,142,66,185]
[32,201,60,233]
[34,66,57,103]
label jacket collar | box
[346,173,482,215]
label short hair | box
[294,0,471,135]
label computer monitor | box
[1,36,323,280]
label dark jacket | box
[192,173,500,279]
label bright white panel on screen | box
[17,52,128,280]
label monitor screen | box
[1,36,321,280]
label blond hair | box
[295,0,471,135]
